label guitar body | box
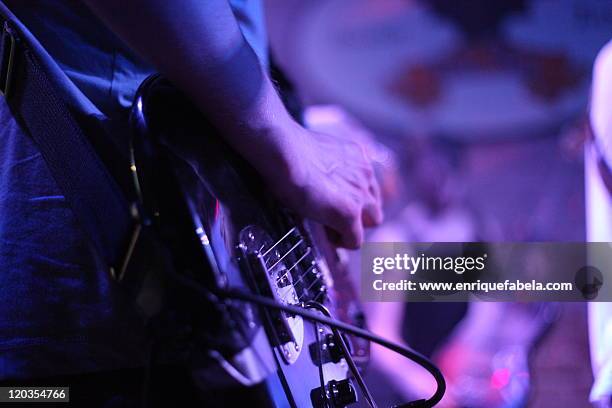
[129,75,368,408]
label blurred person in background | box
[361,134,555,408]
[345,1,575,404]
[362,136,474,407]
[586,40,612,408]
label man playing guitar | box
[0,0,382,406]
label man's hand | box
[262,122,383,249]
[82,0,381,247]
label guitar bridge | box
[238,224,328,364]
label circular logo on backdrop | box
[574,266,604,300]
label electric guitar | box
[129,74,370,408]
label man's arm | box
[82,0,382,248]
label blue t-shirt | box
[0,0,267,379]
[6,0,268,118]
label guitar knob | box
[310,379,358,408]
[309,333,344,365]
[329,379,358,407]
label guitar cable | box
[170,272,446,408]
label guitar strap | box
[0,3,137,277]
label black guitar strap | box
[0,3,136,277]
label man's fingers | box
[340,217,363,249]
[363,170,383,227]
[324,222,362,249]
[324,226,343,246]
[320,172,381,245]
[322,199,363,249]
[362,200,383,227]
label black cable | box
[169,271,446,407]
[218,288,445,408]
[167,268,446,408]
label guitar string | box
[259,227,327,303]
[266,238,304,270]
[261,228,299,267]
[294,275,324,303]
[269,242,325,303]
[286,263,316,288]
[303,274,323,293]
[260,226,297,258]
[305,285,326,304]
[262,228,313,283]
[275,247,312,283]
[274,244,321,289]
[274,272,323,310]
[313,288,325,303]
[278,274,324,304]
